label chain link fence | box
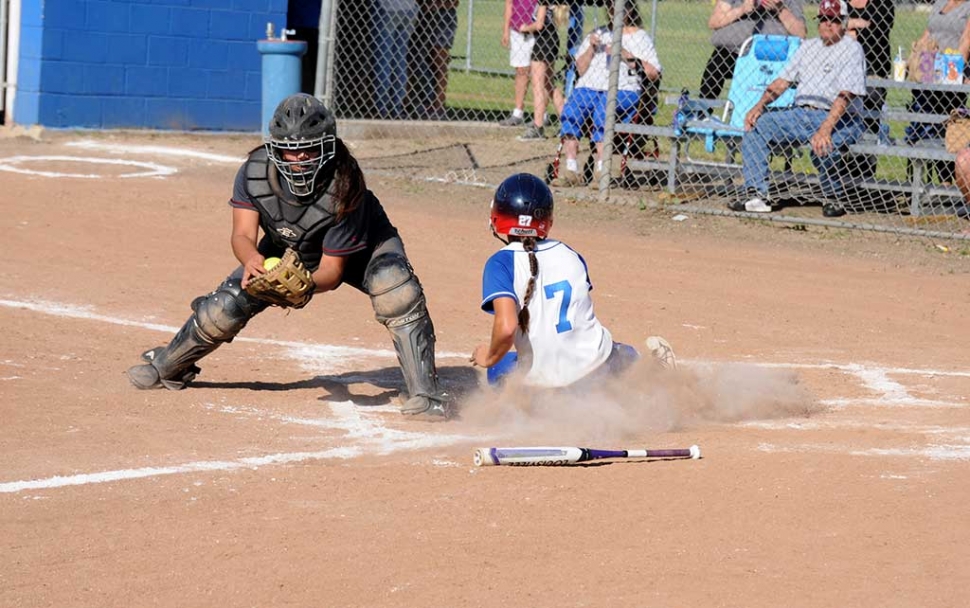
[323,0,969,240]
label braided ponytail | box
[517,237,539,333]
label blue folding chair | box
[682,35,801,160]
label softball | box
[263,257,281,271]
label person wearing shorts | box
[500,0,540,127]
[517,3,561,141]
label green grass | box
[443,1,936,181]
[446,0,930,114]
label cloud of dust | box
[456,360,821,445]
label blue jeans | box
[375,7,416,119]
[741,108,864,198]
[560,88,640,143]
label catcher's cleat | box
[127,363,162,389]
[401,393,455,421]
[645,336,678,370]
[126,361,200,390]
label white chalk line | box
[65,140,245,164]
[757,442,970,462]
[0,298,468,362]
[1,401,484,495]
[4,297,966,381]
[743,419,970,433]
[688,358,970,378]
[3,295,969,490]
[820,397,966,409]
[0,155,177,179]
[0,448,360,494]
[206,401,483,448]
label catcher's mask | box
[490,173,554,242]
[265,93,337,197]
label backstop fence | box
[326,0,969,241]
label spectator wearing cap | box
[728,0,867,218]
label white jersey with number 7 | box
[480,239,614,387]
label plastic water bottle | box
[893,46,906,82]
[672,89,690,137]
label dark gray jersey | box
[229,147,398,274]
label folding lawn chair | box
[681,34,801,163]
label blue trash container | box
[257,38,308,137]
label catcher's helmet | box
[490,173,554,240]
[265,93,337,197]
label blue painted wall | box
[15,0,288,130]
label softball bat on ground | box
[473,445,701,466]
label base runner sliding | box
[470,173,676,388]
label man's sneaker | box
[517,124,545,141]
[551,169,583,187]
[822,203,847,218]
[727,191,772,213]
[499,114,525,127]
[645,336,677,370]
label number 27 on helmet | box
[490,173,555,241]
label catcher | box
[126,93,452,420]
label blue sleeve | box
[481,250,517,313]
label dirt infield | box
[1,129,968,607]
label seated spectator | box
[904,0,970,184]
[551,2,661,187]
[700,0,806,100]
[728,0,866,218]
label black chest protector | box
[243,147,339,271]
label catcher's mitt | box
[245,249,315,308]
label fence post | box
[465,0,474,73]
[599,0,626,200]
[315,0,338,107]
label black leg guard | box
[364,250,452,419]
[387,313,451,418]
[126,278,266,390]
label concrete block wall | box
[16,0,288,130]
